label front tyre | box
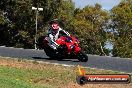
[77,51,88,62]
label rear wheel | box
[37,36,46,49]
[77,51,88,62]
[44,47,56,59]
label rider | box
[48,19,70,50]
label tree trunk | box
[100,42,106,56]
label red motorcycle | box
[37,35,88,62]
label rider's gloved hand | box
[54,42,59,47]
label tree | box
[0,0,63,48]
[0,0,116,57]
[72,3,110,55]
[110,0,132,58]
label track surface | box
[0,46,132,73]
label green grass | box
[0,56,131,88]
[0,65,63,88]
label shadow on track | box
[32,56,80,62]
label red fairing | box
[55,36,66,45]
[55,36,81,54]
[40,34,88,62]
[74,46,81,54]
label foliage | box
[72,4,110,55]
[0,0,132,58]
[0,0,34,48]
[0,0,62,48]
[110,0,132,58]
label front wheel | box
[77,51,88,62]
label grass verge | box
[0,56,131,88]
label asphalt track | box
[0,46,132,73]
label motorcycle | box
[37,35,88,62]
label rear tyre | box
[77,51,88,62]
[44,47,56,59]
[37,36,46,49]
